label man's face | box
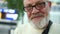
[24,0,50,28]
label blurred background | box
[0,0,60,34]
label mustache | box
[30,13,44,20]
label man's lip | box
[31,16,44,20]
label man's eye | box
[36,2,45,7]
[25,5,32,8]
[37,2,45,5]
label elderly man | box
[14,0,60,34]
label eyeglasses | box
[24,2,47,12]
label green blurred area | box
[6,0,24,20]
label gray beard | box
[28,15,50,29]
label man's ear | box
[48,1,51,7]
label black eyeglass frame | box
[24,2,48,12]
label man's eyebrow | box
[35,1,42,4]
[25,1,44,7]
[26,1,41,6]
[36,1,45,4]
[24,4,32,8]
[26,4,32,7]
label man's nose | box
[32,7,39,14]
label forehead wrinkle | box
[24,0,47,6]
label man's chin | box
[28,20,44,29]
[28,16,49,29]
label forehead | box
[24,0,47,6]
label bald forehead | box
[24,0,48,6]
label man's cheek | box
[40,8,48,16]
[27,13,31,19]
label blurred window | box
[51,5,60,12]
